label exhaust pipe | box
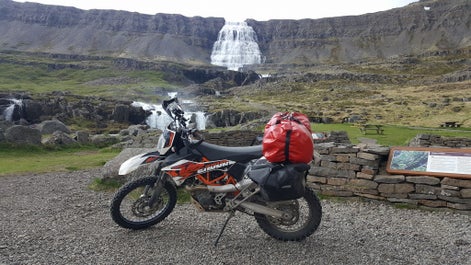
[235,200,285,218]
[206,178,255,193]
[186,180,286,219]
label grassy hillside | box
[0,51,180,101]
[1,49,470,129]
[1,49,470,176]
[206,49,471,128]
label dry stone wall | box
[308,135,471,211]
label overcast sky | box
[13,0,419,21]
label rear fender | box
[118,151,161,176]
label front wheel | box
[110,176,177,230]
[254,187,322,241]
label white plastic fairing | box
[156,130,175,154]
[118,154,149,175]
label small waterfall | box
[167,92,178,99]
[2,99,23,121]
[210,21,262,71]
[132,101,206,131]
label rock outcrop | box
[248,0,471,65]
[0,0,469,66]
[4,125,41,145]
[0,0,224,63]
[0,92,149,130]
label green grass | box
[88,177,124,192]
[311,123,471,146]
[0,145,120,176]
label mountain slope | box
[0,0,224,63]
[0,0,470,67]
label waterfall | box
[210,21,262,71]
[132,101,206,131]
[2,99,23,121]
[167,92,178,99]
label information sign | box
[386,147,471,179]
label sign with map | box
[386,147,471,179]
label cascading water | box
[2,99,23,121]
[132,93,206,131]
[210,21,262,71]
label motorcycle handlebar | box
[181,128,204,148]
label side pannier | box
[246,157,309,202]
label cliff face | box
[0,0,225,63]
[0,0,470,66]
[248,0,471,64]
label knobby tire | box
[110,176,177,230]
[254,187,322,241]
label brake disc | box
[269,200,300,226]
[132,197,162,217]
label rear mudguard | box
[118,151,162,176]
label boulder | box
[76,131,90,144]
[38,120,71,135]
[42,131,78,146]
[206,109,267,128]
[5,125,41,145]
[129,105,148,124]
[23,99,43,123]
[101,148,157,181]
[91,134,119,147]
[112,104,129,123]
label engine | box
[186,187,226,211]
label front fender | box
[118,151,161,176]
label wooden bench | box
[440,121,462,128]
[357,124,384,134]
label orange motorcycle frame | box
[161,157,238,187]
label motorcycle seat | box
[195,141,262,162]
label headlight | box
[157,129,175,154]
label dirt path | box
[0,169,470,265]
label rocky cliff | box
[0,0,225,63]
[0,0,470,67]
[248,0,471,65]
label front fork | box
[147,172,166,208]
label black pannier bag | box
[246,157,310,202]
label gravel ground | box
[0,169,470,265]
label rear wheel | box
[110,177,177,230]
[254,187,322,241]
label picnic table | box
[356,124,384,134]
[355,123,384,134]
[440,121,462,128]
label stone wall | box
[308,137,471,211]
[408,134,471,148]
[203,130,263,146]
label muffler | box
[233,200,285,218]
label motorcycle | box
[110,98,322,245]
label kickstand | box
[214,211,235,247]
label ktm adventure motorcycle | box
[110,98,322,245]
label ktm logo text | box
[197,160,235,174]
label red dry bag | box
[262,112,314,164]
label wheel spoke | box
[120,186,170,223]
[110,177,177,230]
